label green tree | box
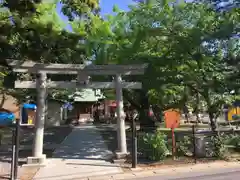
[83,1,239,131]
[0,0,87,101]
[61,0,100,21]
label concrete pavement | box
[33,125,123,180]
[130,167,240,180]
[74,161,240,180]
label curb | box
[76,161,240,180]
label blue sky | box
[56,0,133,30]
[57,0,132,19]
[100,0,133,15]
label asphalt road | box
[129,168,240,180]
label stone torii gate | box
[8,60,147,164]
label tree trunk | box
[202,90,217,132]
[183,104,189,123]
[138,90,155,131]
[152,105,163,123]
[123,90,155,131]
[195,92,200,123]
[0,92,6,108]
[208,109,217,132]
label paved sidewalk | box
[0,162,10,179]
[76,161,240,180]
[33,125,123,180]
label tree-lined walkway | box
[33,125,123,180]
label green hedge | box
[138,131,169,161]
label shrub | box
[177,136,192,156]
[224,134,240,147]
[138,131,169,161]
[211,134,229,159]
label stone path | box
[33,125,123,180]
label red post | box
[171,127,176,160]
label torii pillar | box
[27,73,47,164]
[115,74,128,158]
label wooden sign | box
[164,108,180,160]
[164,109,180,129]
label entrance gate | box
[7,60,147,164]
